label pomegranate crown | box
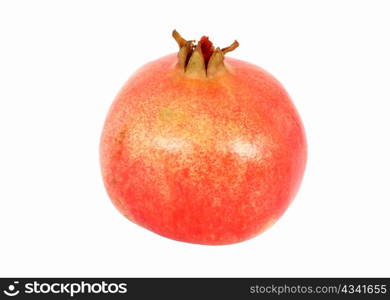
[172,30,239,77]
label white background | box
[1,0,389,277]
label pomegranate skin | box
[100,54,307,245]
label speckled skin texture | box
[100,54,307,245]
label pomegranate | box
[100,31,307,245]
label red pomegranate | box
[100,31,307,245]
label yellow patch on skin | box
[115,124,129,144]
[158,107,188,125]
[225,120,242,135]
[184,115,214,144]
[156,105,215,145]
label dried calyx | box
[172,30,239,77]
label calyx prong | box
[221,40,239,54]
[172,30,239,77]
[185,43,206,77]
[172,30,187,48]
[207,48,225,76]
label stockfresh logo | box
[3,281,20,297]
[2,280,127,297]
